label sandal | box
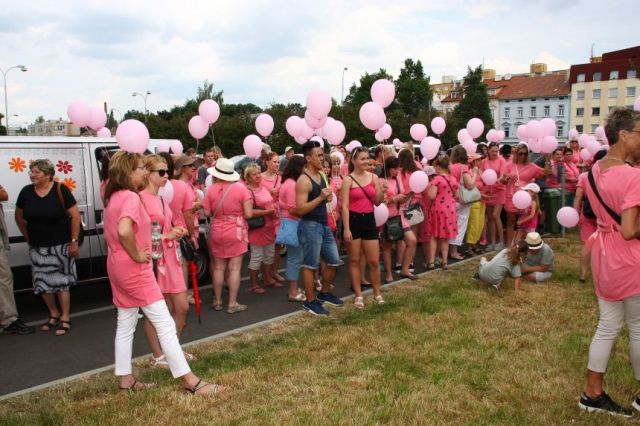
[183,351,196,361]
[119,379,156,391]
[227,303,248,314]
[184,379,223,396]
[248,287,266,294]
[265,281,284,288]
[399,273,418,281]
[150,354,170,369]
[426,263,436,271]
[55,320,71,336]
[441,263,449,271]
[212,302,223,311]
[354,296,365,309]
[41,316,60,332]
[273,274,286,283]
[288,292,306,302]
[374,295,385,305]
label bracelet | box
[71,238,78,243]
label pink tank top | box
[349,175,375,213]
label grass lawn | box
[1,234,638,425]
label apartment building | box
[28,119,81,136]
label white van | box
[0,136,210,293]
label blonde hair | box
[144,154,167,170]
[104,151,144,205]
[243,163,261,181]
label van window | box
[95,147,119,181]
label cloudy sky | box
[1,0,637,126]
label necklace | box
[602,156,625,163]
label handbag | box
[398,176,424,226]
[384,179,403,241]
[457,167,481,204]
[247,188,266,230]
[178,236,197,261]
[56,182,85,245]
[275,218,299,247]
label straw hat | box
[207,158,239,182]
[525,232,544,250]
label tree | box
[395,58,433,119]
[35,115,45,124]
[443,65,494,147]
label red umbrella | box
[189,261,202,324]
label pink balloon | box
[431,117,446,135]
[512,190,532,210]
[587,139,601,155]
[295,135,307,144]
[578,133,591,148]
[392,138,403,149]
[580,148,592,161]
[243,134,263,159]
[170,140,183,154]
[374,203,389,226]
[347,140,362,152]
[481,169,497,185]
[409,171,428,193]
[255,113,274,137]
[594,126,605,140]
[516,124,528,140]
[325,120,346,145]
[410,124,428,142]
[557,206,580,228]
[375,132,384,142]
[359,102,386,131]
[420,137,439,160]
[158,180,174,203]
[466,118,484,139]
[285,116,304,138]
[88,106,107,130]
[301,122,314,140]
[568,128,579,140]
[526,120,542,140]
[529,138,542,154]
[304,110,327,130]
[370,79,395,108]
[310,136,324,147]
[96,127,111,137]
[378,123,392,140]
[541,135,558,154]
[157,140,170,153]
[115,119,149,153]
[540,118,556,137]
[331,150,344,167]
[188,115,209,139]
[496,130,506,141]
[67,101,91,127]
[486,129,496,142]
[306,90,332,119]
[198,100,220,125]
[463,141,478,155]
[457,128,472,144]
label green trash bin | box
[542,189,561,234]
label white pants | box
[248,243,275,270]
[587,295,640,378]
[449,203,471,247]
[115,299,190,378]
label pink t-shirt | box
[169,179,195,228]
[139,190,186,294]
[564,161,580,193]
[504,162,543,213]
[449,163,467,184]
[348,174,375,213]
[279,179,299,221]
[260,174,281,202]
[546,161,561,189]
[247,185,277,246]
[202,182,251,258]
[481,157,507,205]
[586,163,640,301]
[104,190,162,308]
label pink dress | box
[260,173,281,231]
[577,172,597,243]
[585,163,640,301]
[139,190,186,294]
[104,190,162,308]
[518,205,539,232]
[504,162,543,213]
[202,182,251,258]
[481,157,507,205]
[564,161,580,193]
[247,185,277,247]
[426,175,458,239]
[169,180,195,228]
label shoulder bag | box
[457,167,481,204]
[587,170,621,225]
[56,182,85,246]
[247,188,266,230]
[398,175,424,227]
[383,179,403,241]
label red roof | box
[496,73,570,100]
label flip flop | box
[248,287,266,294]
[55,320,71,336]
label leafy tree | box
[35,115,45,124]
[395,59,433,118]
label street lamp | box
[132,90,151,122]
[1,65,28,135]
[341,67,348,105]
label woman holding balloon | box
[481,142,508,250]
[426,155,458,270]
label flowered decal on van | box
[8,157,26,173]
[62,178,76,191]
[56,160,73,174]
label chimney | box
[483,68,496,80]
[530,63,547,75]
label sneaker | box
[578,392,633,418]
[2,319,35,335]
[485,243,494,251]
[317,292,344,306]
[303,299,330,316]
[632,396,640,412]
[392,264,401,273]
[409,263,415,273]
[472,272,480,282]
[490,283,501,291]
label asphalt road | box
[0,249,478,400]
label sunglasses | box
[517,152,528,156]
[152,169,169,177]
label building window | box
[593,72,602,81]
[517,107,523,118]
[577,90,585,100]
[576,108,584,117]
[557,126,564,137]
[627,87,637,97]
[530,106,536,118]
[592,89,601,99]
[558,105,565,117]
[503,126,510,138]
[504,107,510,118]
[576,125,583,133]
[610,70,619,80]
[544,105,550,117]
[57,125,64,131]
[628,70,637,79]
[609,88,618,98]
[591,124,598,133]
[592,107,600,116]
[577,73,585,82]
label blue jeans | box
[298,220,341,270]
[285,244,303,281]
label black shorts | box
[348,211,378,240]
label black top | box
[16,183,77,248]
[300,172,327,225]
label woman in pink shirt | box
[545,148,563,190]
[244,164,279,294]
[260,152,285,282]
[202,159,253,313]
[563,147,580,207]
[482,143,508,249]
[579,109,640,417]
[397,149,423,271]
[341,147,385,309]
[103,151,222,395]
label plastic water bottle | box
[151,221,163,260]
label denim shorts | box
[298,219,341,270]
[285,243,303,281]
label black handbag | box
[178,236,197,261]
[56,182,85,245]
[384,179,404,241]
[247,189,266,230]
